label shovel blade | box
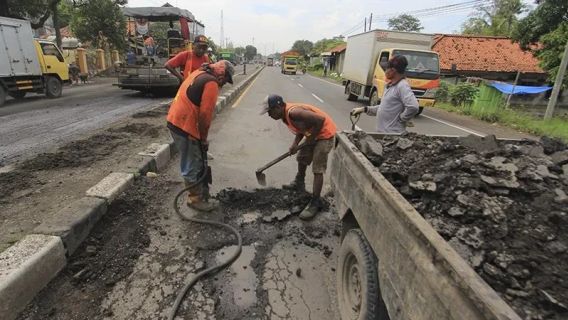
[255,171,266,186]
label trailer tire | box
[0,85,6,107]
[370,89,380,106]
[45,76,62,98]
[345,82,358,101]
[337,229,388,320]
[9,91,26,99]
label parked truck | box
[266,57,274,66]
[343,29,440,115]
[280,51,300,75]
[0,17,69,107]
[330,131,522,320]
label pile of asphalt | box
[350,132,568,320]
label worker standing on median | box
[351,55,419,133]
[167,60,234,212]
[260,95,337,220]
[165,35,210,82]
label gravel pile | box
[350,132,568,320]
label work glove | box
[351,107,366,116]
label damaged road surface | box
[18,68,342,320]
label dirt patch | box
[350,132,568,320]
[0,171,39,201]
[18,133,122,171]
[18,177,156,320]
[109,123,161,138]
[131,109,168,119]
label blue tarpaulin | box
[489,81,552,95]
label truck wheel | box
[416,106,424,116]
[345,82,358,101]
[45,76,62,98]
[337,229,388,320]
[9,91,26,99]
[370,90,380,106]
[0,86,6,107]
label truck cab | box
[372,48,440,110]
[281,55,299,74]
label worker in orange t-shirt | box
[167,60,234,212]
[260,94,337,220]
[165,35,210,82]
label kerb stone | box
[85,172,134,203]
[0,235,66,320]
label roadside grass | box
[435,102,568,142]
[308,69,344,84]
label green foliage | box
[462,0,526,36]
[207,37,218,55]
[435,81,450,102]
[311,38,345,55]
[71,0,126,49]
[387,14,423,32]
[234,47,245,56]
[513,0,568,87]
[449,83,479,107]
[1,0,58,28]
[291,40,314,60]
[244,45,257,61]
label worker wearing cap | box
[167,60,235,212]
[351,55,419,133]
[165,35,210,82]
[260,95,337,220]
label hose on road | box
[168,149,243,320]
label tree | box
[71,0,126,49]
[512,0,568,86]
[311,38,345,55]
[291,40,313,59]
[461,0,526,36]
[234,46,246,56]
[245,45,257,61]
[387,14,423,32]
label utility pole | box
[506,71,521,108]
[545,40,568,120]
[364,17,367,32]
[369,13,372,31]
[220,10,224,48]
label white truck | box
[0,17,69,106]
[343,29,441,114]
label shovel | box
[255,143,308,186]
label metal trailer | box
[330,131,521,320]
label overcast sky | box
[127,0,535,54]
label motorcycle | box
[301,67,307,74]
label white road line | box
[298,83,303,88]
[421,114,485,137]
[307,74,344,88]
[311,93,324,103]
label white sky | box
[127,0,535,54]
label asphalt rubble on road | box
[350,131,568,320]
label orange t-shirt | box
[166,51,210,79]
[283,103,337,140]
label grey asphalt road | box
[0,65,245,167]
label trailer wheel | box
[9,91,26,99]
[0,85,6,107]
[45,76,62,98]
[337,229,388,320]
[345,82,358,101]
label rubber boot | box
[299,197,323,220]
[186,185,218,212]
[282,173,306,192]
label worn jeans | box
[169,130,209,198]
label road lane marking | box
[298,83,303,88]
[311,93,324,103]
[231,74,261,109]
[421,114,484,137]
[307,74,344,88]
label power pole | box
[364,17,367,32]
[506,71,521,108]
[369,13,372,30]
[544,40,568,120]
[220,10,224,48]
